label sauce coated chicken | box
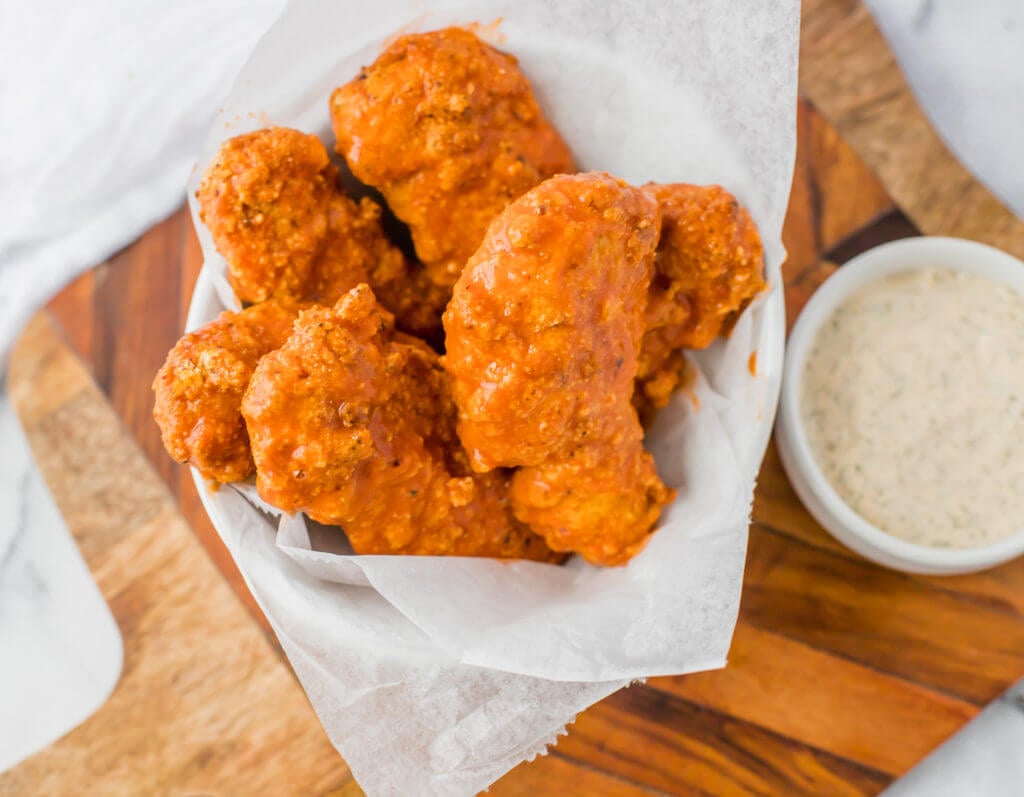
[241,284,559,561]
[152,301,296,483]
[443,173,673,565]
[510,423,672,566]
[197,127,445,337]
[636,183,765,419]
[330,27,575,292]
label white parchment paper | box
[186,1,797,793]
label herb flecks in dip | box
[801,267,1024,549]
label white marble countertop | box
[0,393,122,772]
[2,0,1023,790]
[866,0,1024,219]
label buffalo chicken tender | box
[330,27,575,291]
[444,172,660,470]
[197,127,443,337]
[443,172,673,565]
[241,284,558,561]
[152,301,296,483]
[636,183,766,419]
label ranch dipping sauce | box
[800,267,1024,549]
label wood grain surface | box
[10,0,1024,794]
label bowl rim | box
[777,235,1024,573]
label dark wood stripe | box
[647,621,975,777]
[555,685,890,796]
[494,747,669,796]
[824,207,919,265]
[743,524,1024,706]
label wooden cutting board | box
[9,1,1024,794]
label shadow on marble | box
[882,678,1024,797]
[0,394,123,773]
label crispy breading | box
[443,173,673,565]
[511,418,672,566]
[152,301,296,483]
[330,27,575,292]
[635,183,765,420]
[197,127,444,336]
[241,284,558,561]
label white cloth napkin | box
[865,0,1024,218]
[0,0,285,362]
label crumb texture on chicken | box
[443,173,673,565]
[241,284,559,561]
[511,427,672,567]
[635,183,765,420]
[152,301,296,483]
[330,27,575,291]
[197,126,443,336]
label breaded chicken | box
[152,301,296,483]
[241,284,558,561]
[443,173,673,565]
[330,27,575,291]
[636,184,765,419]
[444,172,660,470]
[633,338,693,425]
[197,127,444,337]
[511,416,672,566]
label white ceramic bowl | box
[776,236,1024,575]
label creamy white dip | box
[801,267,1024,549]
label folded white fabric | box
[864,0,1024,218]
[0,0,284,362]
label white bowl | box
[776,236,1024,575]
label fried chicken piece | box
[635,184,765,419]
[369,252,451,343]
[443,173,673,565]
[643,184,765,349]
[633,339,693,425]
[197,127,352,304]
[153,301,296,483]
[330,27,575,292]
[241,284,558,561]
[511,413,672,566]
[444,172,660,470]
[197,127,444,337]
